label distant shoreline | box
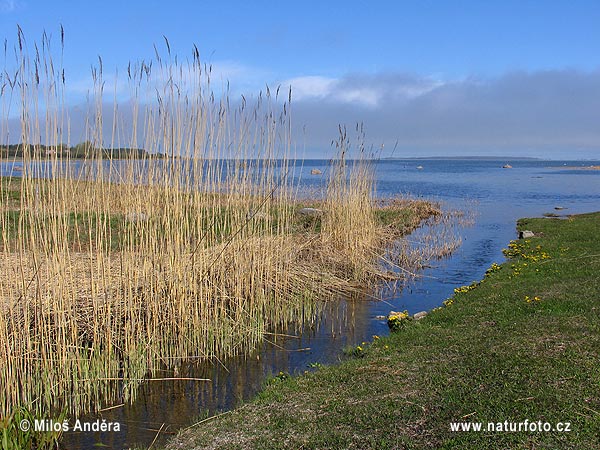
[550,165,600,170]
[381,156,543,161]
[2,157,600,164]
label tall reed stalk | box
[322,125,377,281]
[0,30,392,438]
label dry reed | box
[0,30,435,439]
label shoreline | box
[163,212,600,449]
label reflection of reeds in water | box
[383,200,474,274]
[0,31,396,431]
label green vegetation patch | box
[164,212,600,449]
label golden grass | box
[0,30,438,434]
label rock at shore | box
[519,230,535,239]
[413,311,428,320]
[297,207,323,217]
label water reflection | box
[61,296,376,448]
[62,207,465,448]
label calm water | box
[5,158,599,449]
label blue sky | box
[2,0,600,158]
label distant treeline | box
[0,142,160,159]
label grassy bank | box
[165,212,600,449]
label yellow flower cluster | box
[503,240,552,280]
[485,262,502,276]
[273,371,289,382]
[351,335,384,356]
[522,250,551,262]
[389,311,409,320]
[509,263,523,278]
[444,280,481,308]
[524,295,542,303]
[387,310,410,331]
[503,240,528,258]
[503,240,552,262]
[454,281,479,294]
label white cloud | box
[281,76,337,101]
[335,87,381,107]
[281,73,443,108]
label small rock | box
[413,311,428,320]
[310,168,322,175]
[554,206,566,210]
[519,230,535,239]
[297,207,323,217]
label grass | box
[164,212,600,449]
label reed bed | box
[0,30,438,446]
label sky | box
[1,0,600,159]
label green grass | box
[164,212,600,449]
[0,178,21,203]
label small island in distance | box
[0,141,161,160]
